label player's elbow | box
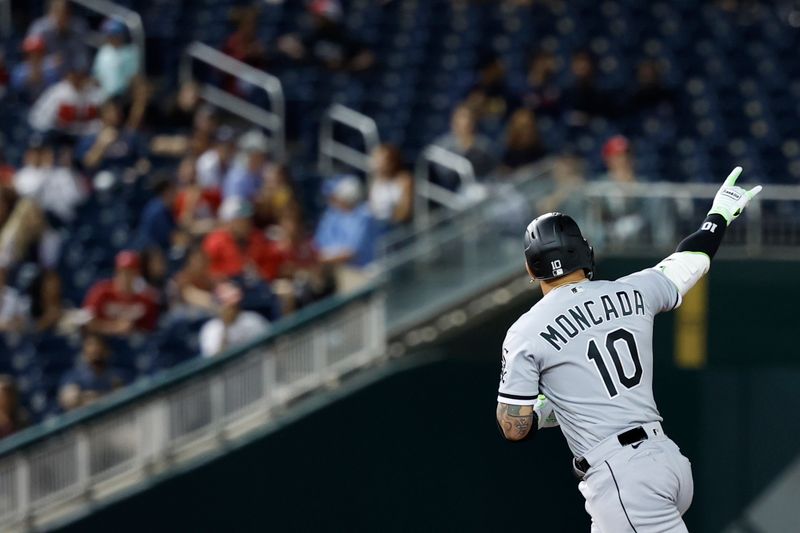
[495,406,534,442]
[500,427,526,442]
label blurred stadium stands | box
[0,0,797,432]
[0,0,798,529]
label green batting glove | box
[533,394,559,429]
[707,166,763,225]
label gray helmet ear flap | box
[524,212,594,280]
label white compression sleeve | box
[652,252,711,306]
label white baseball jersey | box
[497,269,680,457]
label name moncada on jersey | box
[538,282,647,351]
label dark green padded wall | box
[56,259,800,533]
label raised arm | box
[654,166,762,299]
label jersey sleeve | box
[618,269,681,315]
[497,330,540,406]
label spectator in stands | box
[6,137,83,269]
[629,59,675,116]
[277,0,375,72]
[523,50,562,116]
[196,126,237,189]
[315,176,375,269]
[174,156,221,237]
[83,250,160,336]
[595,135,673,247]
[77,99,145,172]
[58,332,124,411]
[149,84,218,158]
[92,18,140,99]
[186,106,220,158]
[367,144,413,232]
[28,58,103,140]
[26,0,89,70]
[0,376,29,438]
[273,211,334,311]
[203,197,281,281]
[13,134,85,222]
[498,108,547,174]
[223,131,271,200]
[149,80,202,133]
[536,153,587,215]
[223,6,268,96]
[135,176,177,252]
[253,164,298,229]
[465,52,520,127]
[11,35,61,103]
[224,6,268,68]
[0,268,28,333]
[0,140,49,268]
[601,135,636,184]
[433,104,496,179]
[563,50,614,127]
[199,282,270,357]
[171,245,216,314]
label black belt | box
[573,426,648,474]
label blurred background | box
[0,0,798,531]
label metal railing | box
[318,104,381,177]
[382,158,557,334]
[70,0,146,73]
[576,181,800,258]
[180,42,287,162]
[413,145,479,231]
[380,169,800,334]
[0,285,385,531]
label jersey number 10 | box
[586,328,643,398]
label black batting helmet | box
[523,212,594,280]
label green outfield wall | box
[56,259,800,533]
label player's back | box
[498,269,679,457]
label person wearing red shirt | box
[203,198,282,281]
[271,211,334,311]
[274,211,319,277]
[173,156,222,237]
[222,6,268,97]
[83,250,159,336]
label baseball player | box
[496,167,762,532]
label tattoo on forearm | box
[496,403,535,440]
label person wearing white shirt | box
[29,61,104,137]
[199,282,269,357]
[196,127,237,189]
[13,137,85,223]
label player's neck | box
[539,271,588,295]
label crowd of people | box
[429,42,679,247]
[0,0,695,437]
[433,46,675,179]
[0,0,417,434]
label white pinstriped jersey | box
[497,269,680,457]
